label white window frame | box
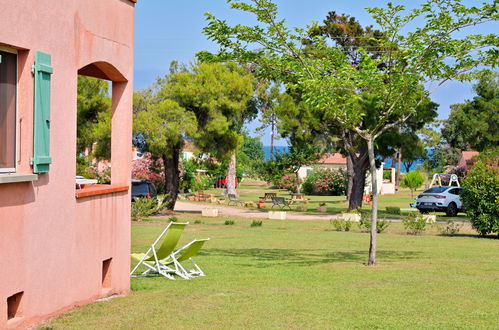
[0,46,18,173]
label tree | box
[134,99,198,210]
[76,76,111,160]
[238,132,265,175]
[461,161,499,235]
[201,0,497,265]
[255,82,281,160]
[442,70,499,152]
[166,62,256,196]
[401,171,425,198]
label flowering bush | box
[302,168,347,196]
[77,164,111,184]
[132,153,165,192]
[275,174,300,192]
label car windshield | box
[423,186,449,194]
[132,183,150,194]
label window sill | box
[75,184,129,199]
[0,173,38,184]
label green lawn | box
[42,215,498,329]
[189,179,469,221]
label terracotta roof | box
[462,151,479,162]
[317,153,347,165]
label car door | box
[448,188,462,209]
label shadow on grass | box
[201,248,421,267]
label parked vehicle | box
[213,176,238,189]
[131,180,157,202]
[415,186,463,216]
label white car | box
[415,186,463,216]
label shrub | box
[132,153,165,193]
[131,197,159,221]
[403,212,427,235]
[460,161,499,235]
[194,220,203,224]
[302,168,347,196]
[385,206,401,215]
[401,171,425,198]
[224,220,235,225]
[358,214,390,233]
[439,220,461,236]
[250,220,263,227]
[275,174,300,192]
[168,216,177,222]
[331,219,352,232]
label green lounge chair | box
[130,222,189,279]
[165,238,210,278]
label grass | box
[42,214,499,329]
[186,179,469,221]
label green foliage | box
[224,220,236,226]
[131,197,160,221]
[385,207,401,215]
[250,220,263,227]
[358,214,390,233]
[237,132,265,176]
[461,162,499,235]
[401,171,425,198]
[302,168,348,196]
[330,219,352,232]
[439,220,461,236]
[167,62,256,162]
[194,219,203,224]
[403,213,427,235]
[442,70,499,152]
[168,216,178,223]
[76,76,112,161]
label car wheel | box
[446,202,458,217]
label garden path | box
[173,201,341,221]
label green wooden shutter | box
[31,51,53,173]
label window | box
[0,48,17,173]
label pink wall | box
[0,0,135,328]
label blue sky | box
[134,0,496,146]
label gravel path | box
[173,201,341,221]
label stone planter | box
[244,201,254,207]
[342,213,361,222]
[209,197,218,203]
[268,211,286,220]
[257,202,266,209]
[217,199,226,205]
[317,206,327,213]
[423,214,437,223]
[202,208,219,217]
[296,205,307,212]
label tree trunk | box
[396,148,402,189]
[163,146,181,210]
[270,118,275,160]
[227,152,237,196]
[347,154,369,211]
[367,137,378,266]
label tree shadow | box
[201,248,421,268]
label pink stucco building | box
[0,0,137,328]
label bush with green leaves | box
[439,220,461,236]
[460,161,499,235]
[330,219,352,232]
[401,171,425,198]
[131,197,159,221]
[358,214,390,233]
[250,220,263,227]
[302,168,348,196]
[224,220,235,225]
[385,206,401,215]
[403,212,427,235]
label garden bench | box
[271,196,291,210]
[227,194,243,206]
[259,192,277,201]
